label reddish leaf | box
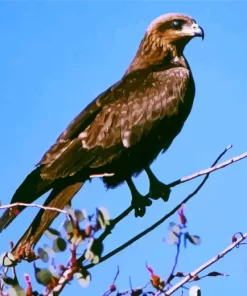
[185,233,201,246]
[146,264,165,290]
[151,274,165,290]
[178,205,187,226]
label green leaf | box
[185,233,201,246]
[75,270,91,288]
[66,232,84,246]
[74,209,87,222]
[7,286,26,296]
[64,205,75,216]
[37,248,49,263]
[63,220,74,233]
[1,275,17,286]
[96,207,110,230]
[168,222,177,229]
[85,239,103,264]
[0,252,17,267]
[167,224,181,245]
[53,237,67,252]
[44,227,61,240]
[34,266,53,286]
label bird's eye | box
[171,20,183,30]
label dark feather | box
[12,182,84,253]
[0,167,53,232]
[39,65,194,187]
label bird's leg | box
[126,178,152,217]
[145,167,171,202]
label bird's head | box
[127,13,204,73]
[147,13,204,47]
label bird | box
[0,13,204,253]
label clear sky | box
[0,1,247,295]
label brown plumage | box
[0,13,204,251]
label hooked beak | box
[191,23,204,40]
[182,23,205,40]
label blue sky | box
[0,1,247,295]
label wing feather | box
[39,66,191,180]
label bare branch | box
[0,202,72,221]
[169,144,241,187]
[164,231,247,295]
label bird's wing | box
[37,79,122,165]
[12,182,84,253]
[39,66,191,180]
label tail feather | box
[0,167,53,232]
[0,209,16,233]
[12,181,84,253]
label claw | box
[131,193,152,217]
[126,178,152,217]
[145,167,171,202]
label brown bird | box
[0,13,204,252]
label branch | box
[84,145,231,269]
[47,268,74,296]
[169,145,247,187]
[92,146,247,245]
[0,202,73,221]
[97,206,133,243]
[164,232,247,295]
[166,233,182,285]
[46,146,247,295]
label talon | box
[149,180,171,202]
[132,194,152,217]
[126,178,152,217]
[145,167,171,202]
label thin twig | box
[168,145,247,187]
[164,231,247,295]
[0,202,72,221]
[84,145,231,269]
[166,233,182,285]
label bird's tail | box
[12,181,84,254]
[0,167,53,232]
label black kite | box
[0,13,204,252]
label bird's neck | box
[125,35,188,75]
